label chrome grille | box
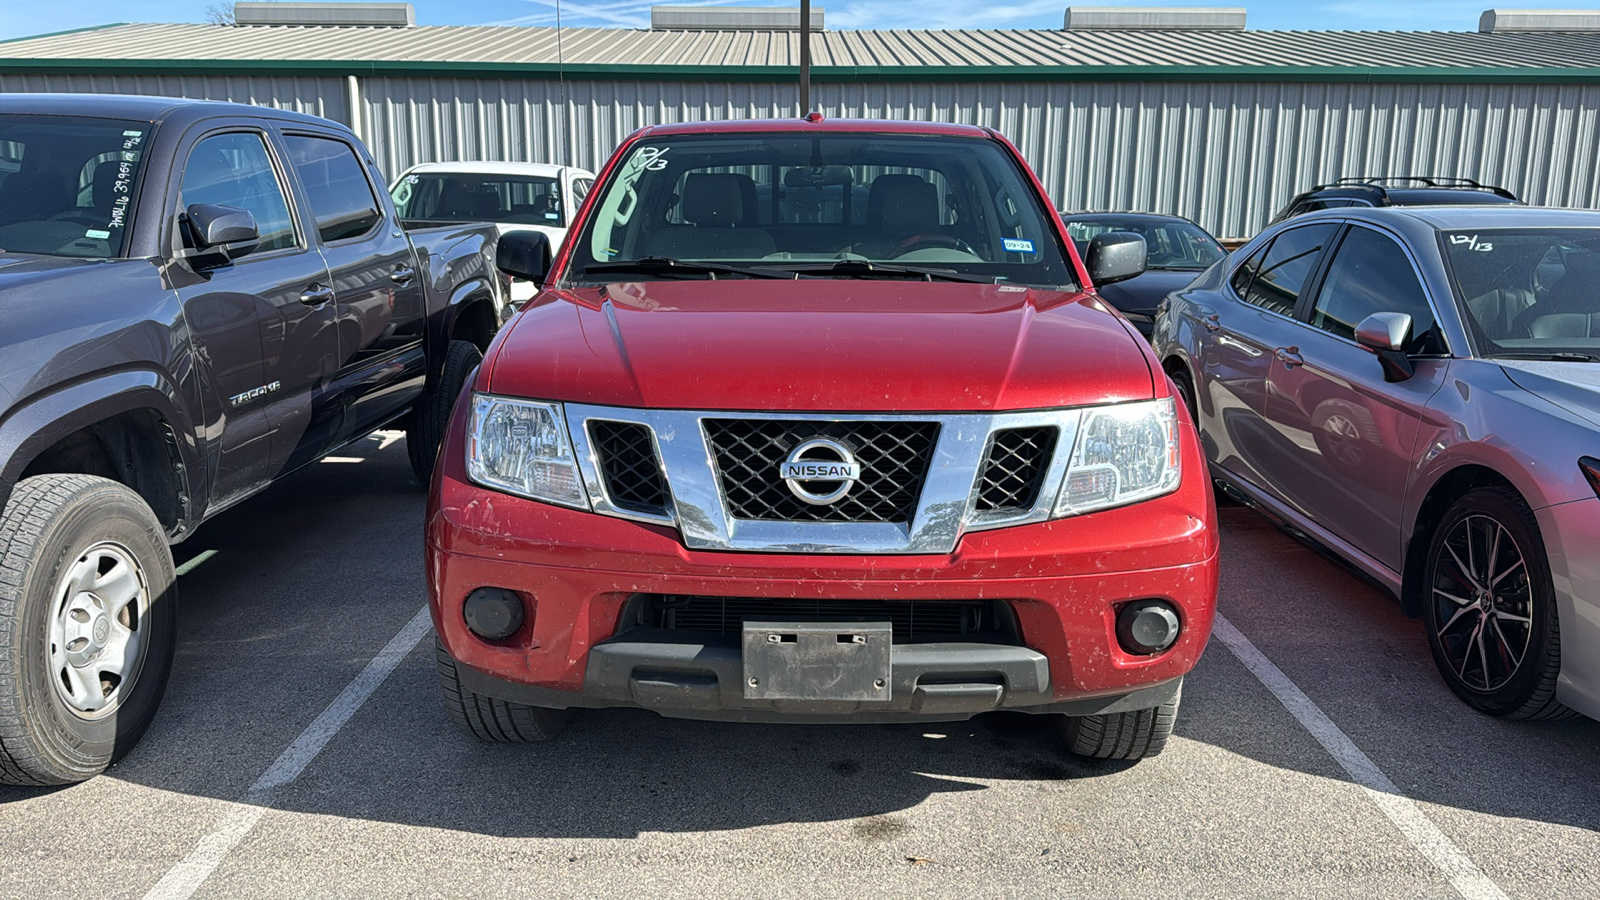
[589,420,670,516]
[703,419,939,523]
[976,427,1059,513]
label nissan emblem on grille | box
[779,437,862,506]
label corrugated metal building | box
[5,15,1600,237]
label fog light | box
[463,587,525,640]
[1116,600,1181,655]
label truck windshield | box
[568,132,1078,287]
[0,114,151,259]
[1444,228,1600,360]
[392,172,566,227]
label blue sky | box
[4,0,1597,41]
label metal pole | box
[799,0,811,116]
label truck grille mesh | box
[590,420,670,516]
[975,427,1059,513]
[649,596,1001,642]
[703,419,939,523]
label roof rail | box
[1316,175,1516,199]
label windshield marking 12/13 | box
[1443,228,1600,359]
[570,133,1077,287]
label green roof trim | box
[4,54,1600,84]
[0,22,128,46]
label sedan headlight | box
[466,394,589,509]
[1054,397,1181,516]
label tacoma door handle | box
[299,284,334,306]
[390,264,416,284]
[1274,346,1304,368]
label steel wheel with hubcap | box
[0,474,178,786]
[1422,486,1569,720]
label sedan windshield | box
[1063,217,1226,271]
[393,172,566,226]
[0,114,151,259]
[567,132,1077,287]
[1444,228,1600,358]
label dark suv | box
[1270,177,1520,225]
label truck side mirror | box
[1354,311,1416,382]
[185,203,260,266]
[498,231,553,284]
[1085,231,1147,286]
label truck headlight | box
[1054,397,1181,516]
[466,394,589,509]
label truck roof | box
[639,117,994,138]
[0,93,346,131]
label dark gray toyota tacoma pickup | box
[0,94,517,785]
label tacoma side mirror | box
[1355,311,1416,382]
[1085,231,1147,287]
[183,203,260,271]
[497,231,553,285]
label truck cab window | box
[180,132,297,253]
[283,135,382,243]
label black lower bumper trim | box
[455,630,1182,724]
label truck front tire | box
[1061,683,1181,761]
[434,639,569,743]
[0,475,177,786]
[407,340,483,484]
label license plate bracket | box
[741,621,892,701]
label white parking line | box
[142,605,434,900]
[1212,613,1509,900]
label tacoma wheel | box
[1061,683,1181,760]
[434,639,569,743]
[0,475,177,786]
[1422,486,1570,719]
[407,339,483,484]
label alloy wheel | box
[1430,514,1534,693]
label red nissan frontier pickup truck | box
[425,117,1218,760]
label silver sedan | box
[1154,205,1600,723]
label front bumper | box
[427,397,1219,722]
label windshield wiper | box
[578,257,795,280]
[772,260,996,284]
[1495,351,1600,362]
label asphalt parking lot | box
[1,432,1596,899]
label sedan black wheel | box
[1422,486,1569,720]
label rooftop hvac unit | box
[1479,9,1600,32]
[650,5,825,30]
[233,2,416,27]
[1062,6,1247,30]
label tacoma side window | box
[282,135,382,243]
[180,132,297,253]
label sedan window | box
[1310,226,1444,354]
[1444,228,1600,357]
[1237,224,1336,316]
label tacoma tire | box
[435,639,569,743]
[407,340,483,484]
[1061,683,1181,760]
[0,475,177,786]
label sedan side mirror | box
[498,231,553,284]
[1354,311,1416,382]
[187,203,259,257]
[1085,231,1147,287]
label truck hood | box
[485,280,1155,411]
[1500,360,1600,429]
